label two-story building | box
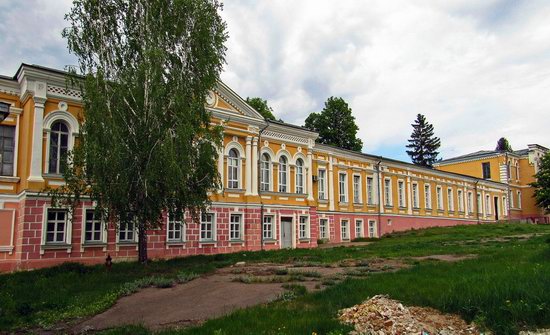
[0,64,541,272]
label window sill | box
[41,243,72,255]
[299,238,311,242]
[384,205,393,209]
[42,173,64,179]
[225,188,245,193]
[342,238,350,241]
[166,240,186,246]
[199,240,217,245]
[117,241,138,246]
[229,239,245,244]
[0,176,19,183]
[262,239,277,244]
[82,242,107,247]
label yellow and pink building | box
[0,64,547,271]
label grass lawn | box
[1,223,549,334]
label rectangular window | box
[412,183,419,208]
[200,213,215,241]
[517,191,522,209]
[502,196,508,215]
[339,173,348,203]
[341,219,349,240]
[299,216,309,239]
[167,214,184,242]
[485,195,491,215]
[368,220,376,238]
[355,219,363,238]
[398,181,405,207]
[447,188,454,211]
[482,162,491,179]
[230,214,242,241]
[477,193,482,214]
[318,169,326,200]
[424,184,432,209]
[353,175,361,203]
[0,125,15,176]
[457,190,464,212]
[367,177,374,205]
[263,215,273,239]
[119,221,135,242]
[46,209,67,244]
[467,192,473,213]
[436,186,443,210]
[319,218,328,239]
[84,209,103,243]
[384,179,392,206]
[510,191,514,208]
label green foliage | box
[406,114,441,167]
[246,97,277,121]
[496,137,513,152]
[531,152,550,213]
[50,0,228,263]
[304,97,363,152]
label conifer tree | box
[304,97,363,152]
[496,137,513,152]
[531,152,550,214]
[406,114,441,167]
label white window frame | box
[278,156,289,193]
[510,191,514,209]
[384,178,392,206]
[82,207,107,245]
[341,219,349,240]
[355,219,363,238]
[457,190,464,212]
[412,182,419,208]
[0,125,16,177]
[339,172,348,203]
[42,208,72,245]
[502,196,508,215]
[353,174,362,204]
[436,186,443,210]
[467,192,474,214]
[295,158,305,194]
[227,148,241,189]
[299,215,310,239]
[200,212,217,242]
[477,192,483,215]
[366,177,374,205]
[260,153,272,192]
[263,214,275,240]
[318,168,327,200]
[398,180,405,208]
[43,111,79,176]
[447,188,454,211]
[117,221,137,243]
[424,184,432,209]
[368,220,377,238]
[167,212,185,243]
[229,213,244,241]
[319,218,329,239]
[485,194,491,215]
[517,191,522,209]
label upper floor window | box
[339,173,348,203]
[318,169,327,200]
[447,188,454,211]
[353,175,362,203]
[366,177,374,205]
[424,184,432,209]
[436,186,443,210]
[279,156,288,192]
[412,183,419,208]
[0,125,15,176]
[227,148,240,189]
[398,181,405,207]
[260,153,271,192]
[384,178,392,206]
[457,190,464,212]
[48,121,69,174]
[482,162,491,179]
[467,192,473,213]
[295,158,305,194]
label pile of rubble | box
[338,295,480,335]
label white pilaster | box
[217,144,224,193]
[28,95,46,182]
[328,155,335,211]
[378,169,384,213]
[306,150,314,201]
[251,137,258,195]
[406,175,413,214]
[245,136,252,195]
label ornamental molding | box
[47,85,82,101]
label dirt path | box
[72,255,472,333]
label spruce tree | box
[406,114,441,167]
[496,137,513,152]
[531,152,550,214]
[304,97,363,152]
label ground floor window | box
[319,218,328,239]
[200,213,215,241]
[368,220,376,238]
[119,221,135,242]
[355,219,363,238]
[341,219,349,240]
[84,209,103,243]
[46,209,67,244]
[230,213,242,241]
[299,216,309,239]
[167,214,184,242]
[263,215,273,239]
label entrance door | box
[281,217,293,248]
[494,197,499,221]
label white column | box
[251,137,258,195]
[328,155,335,211]
[245,136,252,195]
[28,97,46,182]
[306,150,314,201]
[217,144,224,193]
[378,169,384,213]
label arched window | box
[48,121,69,174]
[278,156,288,192]
[295,158,304,194]
[227,148,240,189]
[260,153,271,191]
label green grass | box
[1,223,549,333]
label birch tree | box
[52,0,227,263]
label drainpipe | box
[257,123,269,251]
[474,180,480,224]
[375,160,382,237]
[505,152,511,223]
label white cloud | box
[1,0,549,160]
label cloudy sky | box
[1,1,549,161]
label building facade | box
[0,64,544,272]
